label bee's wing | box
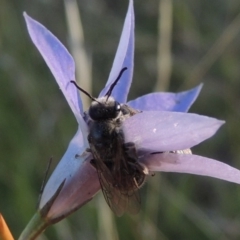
[98,169,141,216]
[91,145,141,216]
[110,129,142,216]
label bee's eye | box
[115,102,121,112]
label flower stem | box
[18,212,49,240]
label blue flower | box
[23,0,239,223]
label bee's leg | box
[127,161,149,175]
[104,160,114,171]
[86,148,92,152]
[170,149,192,154]
[150,149,192,155]
[123,142,138,162]
[123,142,150,176]
[74,148,92,159]
[150,151,163,155]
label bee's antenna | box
[105,67,127,101]
[71,80,101,104]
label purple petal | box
[99,0,134,103]
[123,111,224,152]
[128,84,203,112]
[46,159,100,220]
[24,13,83,123]
[39,128,100,219]
[140,153,240,184]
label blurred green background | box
[1,0,240,239]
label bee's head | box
[71,67,127,121]
[89,96,121,120]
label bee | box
[71,68,148,216]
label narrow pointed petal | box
[128,84,203,112]
[99,0,134,103]
[141,153,240,184]
[24,13,83,123]
[39,128,100,220]
[123,111,224,152]
[39,128,85,208]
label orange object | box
[0,214,14,240]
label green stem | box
[18,212,49,240]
